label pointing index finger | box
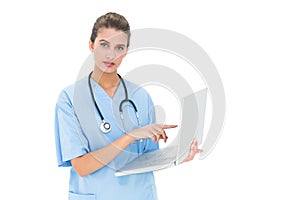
[162,125,178,129]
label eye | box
[117,46,125,51]
[100,42,109,48]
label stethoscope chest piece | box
[100,121,111,133]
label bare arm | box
[71,134,135,177]
[71,124,176,177]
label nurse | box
[54,12,201,200]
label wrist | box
[124,132,136,142]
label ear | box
[89,40,94,52]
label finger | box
[191,139,199,150]
[160,130,168,143]
[162,124,178,129]
[153,133,160,143]
[190,148,201,157]
[193,139,198,146]
[193,143,199,151]
[182,147,202,163]
[153,124,177,132]
[156,134,161,142]
[192,147,199,154]
[152,125,163,133]
[196,149,202,153]
[186,146,201,161]
[150,134,157,143]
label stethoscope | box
[88,72,140,133]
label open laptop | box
[115,88,207,176]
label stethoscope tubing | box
[88,71,140,133]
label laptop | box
[115,88,207,176]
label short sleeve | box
[54,89,89,167]
[143,93,159,153]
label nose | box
[105,48,116,60]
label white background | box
[0,0,299,199]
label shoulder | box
[56,77,88,106]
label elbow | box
[75,166,105,177]
[72,162,90,177]
[71,157,91,177]
[71,155,105,177]
[76,170,89,178]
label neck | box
[91,69,120,89]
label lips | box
[104,61,115,67]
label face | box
[90,28,128,74]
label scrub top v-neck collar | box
[90,77,122,101]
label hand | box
[127,124,177,142]
[182,139,202,163]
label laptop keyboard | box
[139,145,178,166]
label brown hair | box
[90,12,131,47]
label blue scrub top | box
[54,77,159,200]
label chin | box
[96,65,118,74]
[102,68,118,74]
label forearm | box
[71,134,135,177]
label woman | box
[54,12,201,200]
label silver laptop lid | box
[176,88,207,164]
